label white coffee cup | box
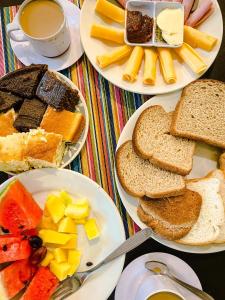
[135,275,185,300]
[7,0,71,57]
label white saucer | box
[9,0,84,71]
[115,252,202,300]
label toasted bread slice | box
[137,190,202,240]
[133,106,195,175]
[0,91,23,113]
[219,153,225,172]
[0,109,18,137]
[116,141,185,198]
[171,79,225,149]
[178,177,225,245]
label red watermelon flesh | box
[0,259,35,298]
[0,236,31,264]
[20,267,59,300]
[0,180,42,234]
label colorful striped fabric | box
[0,0,148,238]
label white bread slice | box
[171,79,225,149]
[116,141,185,198]
[207,170,225,243]
[133,106,195,175]
[178,177,225,245]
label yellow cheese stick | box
[143,48,158,85]
[90,24,124,44]
[157,48,176,84]
[123,46,144,82]
[95,0,125,25]
[184,26,218,52]
[97,45,132,68]
[174,43,207,74]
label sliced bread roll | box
[137,190,202,240]
[133,106,195,175]
[178,177,225,245]
[171,79,225,149]
[116,141,185,198]
[207,170,225,244]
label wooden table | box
[0,1,225,300]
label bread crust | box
[133,105,195,175]
[170,79,225,149]
[115,140,185,199]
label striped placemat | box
[0,0,148,237]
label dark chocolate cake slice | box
[0,91,23,113]
[14,97,47,132]
[0,64,48,99]
[36,71,80,112]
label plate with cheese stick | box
[80,0,223,94]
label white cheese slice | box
[157,8,183,34]
[162,31,183,46]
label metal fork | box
[52,227,153,300]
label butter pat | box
[157,8,184,46]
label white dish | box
[9,0,84,71]
[80,0,223,95]
[115,252,202,300]
[125,0,184,48]
[115,90,225,253]
[1,168,126,300]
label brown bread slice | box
[115,141,185,198]
[170,79,225,148]
[0,64,47,98]
[133,105,195,175]
[137,190,202,240]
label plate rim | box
[114,90,225,254]
[0,168,126,300]
[80,0,223,95]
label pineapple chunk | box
[46,234,77,249]
[59,190,73,205]
[84,218,100,240]
[53,248,67,263]
[65,204,89,220]
[68,250,81,264]
[39,230,72,244]
[58,217,77,234]
[40,250,54,267]
[75,198,89,207]
[50,260,71,281]
[68,264,79,276]
[74,218,87,224]
[46,194,65,223]
[39,215,58,231]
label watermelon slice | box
[0,180,42,234]
[0,259,35,299]
[20,267,59,300]
[0,235,31,264]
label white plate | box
[115,252,202,300]
[1,168,126,300]
[7,70,89,175]
[115,90,225,253]
[80,0,223,95]
[9,0,84,71]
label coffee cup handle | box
[7,23,27,42]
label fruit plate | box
[7,70,89,175]
[114,90,225,254]
[80,0,223,95]
[1,168,125,300]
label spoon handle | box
[167,273,214,300]
[86,228,153,273]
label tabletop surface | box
[0,1,225,299]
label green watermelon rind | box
[0,180,16,200]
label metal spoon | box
[145,260,214,300]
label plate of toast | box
[0,64,89,174]
[115,79,225,253]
